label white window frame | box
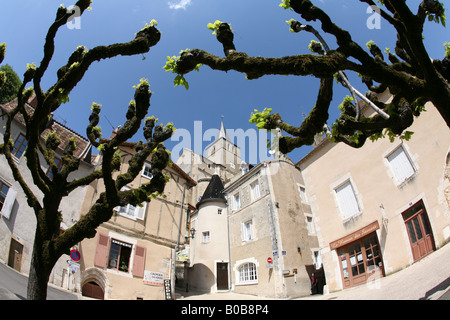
[250,180,260,201]
[334,179,362,221]
[11,131,27,160]
[298,184,308,203]
[386,144,416,185]
[202,231,210,243]
[311,248,323,270]
[142,163,153,179]
[114,187,147,221]
[232,192,241,211]
[0,180,16,220]
[237,262,258,285]
[241,220,254,242]
[305,214,315,235]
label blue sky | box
[0,0,447,164]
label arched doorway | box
[81,267,108,300]
[82,281,104,300]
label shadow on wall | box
[187,263,216,293]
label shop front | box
[330,221,385,289]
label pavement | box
[1,242,449,300]
[178,242,450,300]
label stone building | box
[79,140,196,300]
[177,121,322,298]
[224,159,322,298]
[0,96,93,291]
[296,97,450,292]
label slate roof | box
[1,95,92,162]
[197,174,226,209]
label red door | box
[403,201,435,262]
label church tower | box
[204,120,242,173]
[176,119,243,206]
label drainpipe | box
[226,199,232,291]
[172,182,187,299]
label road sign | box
[70,249,80,262]
[267,257,273,264]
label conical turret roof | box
[196,174,226,209]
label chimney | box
[109,126,120,139]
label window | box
[0,181,10,212]
[202,231,210,243]
[232,193,241,211]
[46,157,62,180]
[0,180,16,220]
[108,239,132,273]
[118,203,137,218]
[306,216,315,234]
[242,220,254,241]
[299,186,307,203]
[238,263,258,284]
[142,163,153,179]
[312,250,322,270]
[12,133,27,159]
[335,181,361,220]
[218,209,222,215]
[387,145,415,184]
[251,181,260,201]
[115,187,147,221]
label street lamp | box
[186,227,196,239]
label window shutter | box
[388,147,415,182]
[1,188,17,220]
[94,234,110,268]
[132,245,146,278]
[336,182,360,219]
[136,202,147,221]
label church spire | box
[217,115,230,141]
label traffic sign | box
[70,249,81,262]
[267,257,273,264]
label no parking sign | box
[70,249,81,262]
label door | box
[216,263,229,290]
[82,281,104,300]
[403,201,435,262]
[338,233,384,289]
[8,238,23,272]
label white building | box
[0,96,94,292]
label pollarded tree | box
[166,0,449,153]
[0,64,22,104]
[0,1,173,300]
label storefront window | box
[337,233,384,289]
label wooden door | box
[82,281,104,300]
[216,263,229,290]
[403,201,435,262]
[8,238,23,272]
[338,233,384,289]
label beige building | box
[224,159,322,298]
[296,99,450,293]
[79,141,196,300]
[0,96,94,291]
[178,121,322,298]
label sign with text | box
[329,221,380,250]
[164,279,173,300]
[143,271,164,286]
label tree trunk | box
[26,230,53,300]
